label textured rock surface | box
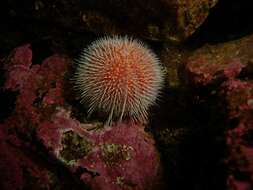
[0,124,52,190]
[161,45,190,88]
[38,109,163,190]
[0,44,163,190]
[1,44,86,190]
[5,0,218,43]
[223,79,253,190]
[185,34,253,190]
[186,35,253,86]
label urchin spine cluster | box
[74,36,163,125]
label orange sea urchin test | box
[74,36,164,125]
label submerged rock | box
[0,125,53,190]
[185,34,253,190]
[7,0,218,43]
[222,79,253,190]
[38,109,163,190]
[185,35,253,86]
[0,44,164,190]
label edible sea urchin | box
[74,36,163,125]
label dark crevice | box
[0,90,17,123]
[151,84,229,190]
[186,0,253,46]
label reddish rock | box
[3,44,70,126]
[185,34,253,190]
[227,175,252,190]
[222,79,253,190]
[185,35,253,86]
[4,44,34,90]
[0,123,53,190]
[38,108,163,190]
[220,79,253,118]
[1,44,164,190]
[0,44,76,189]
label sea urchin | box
[74,36,163,125]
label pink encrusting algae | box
[186,48,253,190]
[0,44,164,190]
[74,36,164,125]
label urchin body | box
[74,36,163,125]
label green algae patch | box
[100,143,133,165]
[60,131,93,162]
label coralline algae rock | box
[38,109,163,190]
[0,125,52,190]
[185,35,253,85]
[0,44,77,190]
[3,44,69,126]
[222,79,253,190]
[185,34,253,190]
[0,44,163,190]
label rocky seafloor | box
[1,0,253,190]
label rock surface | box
[5,0,218,43]
[0,44,163,190]
[186,34,253,190]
